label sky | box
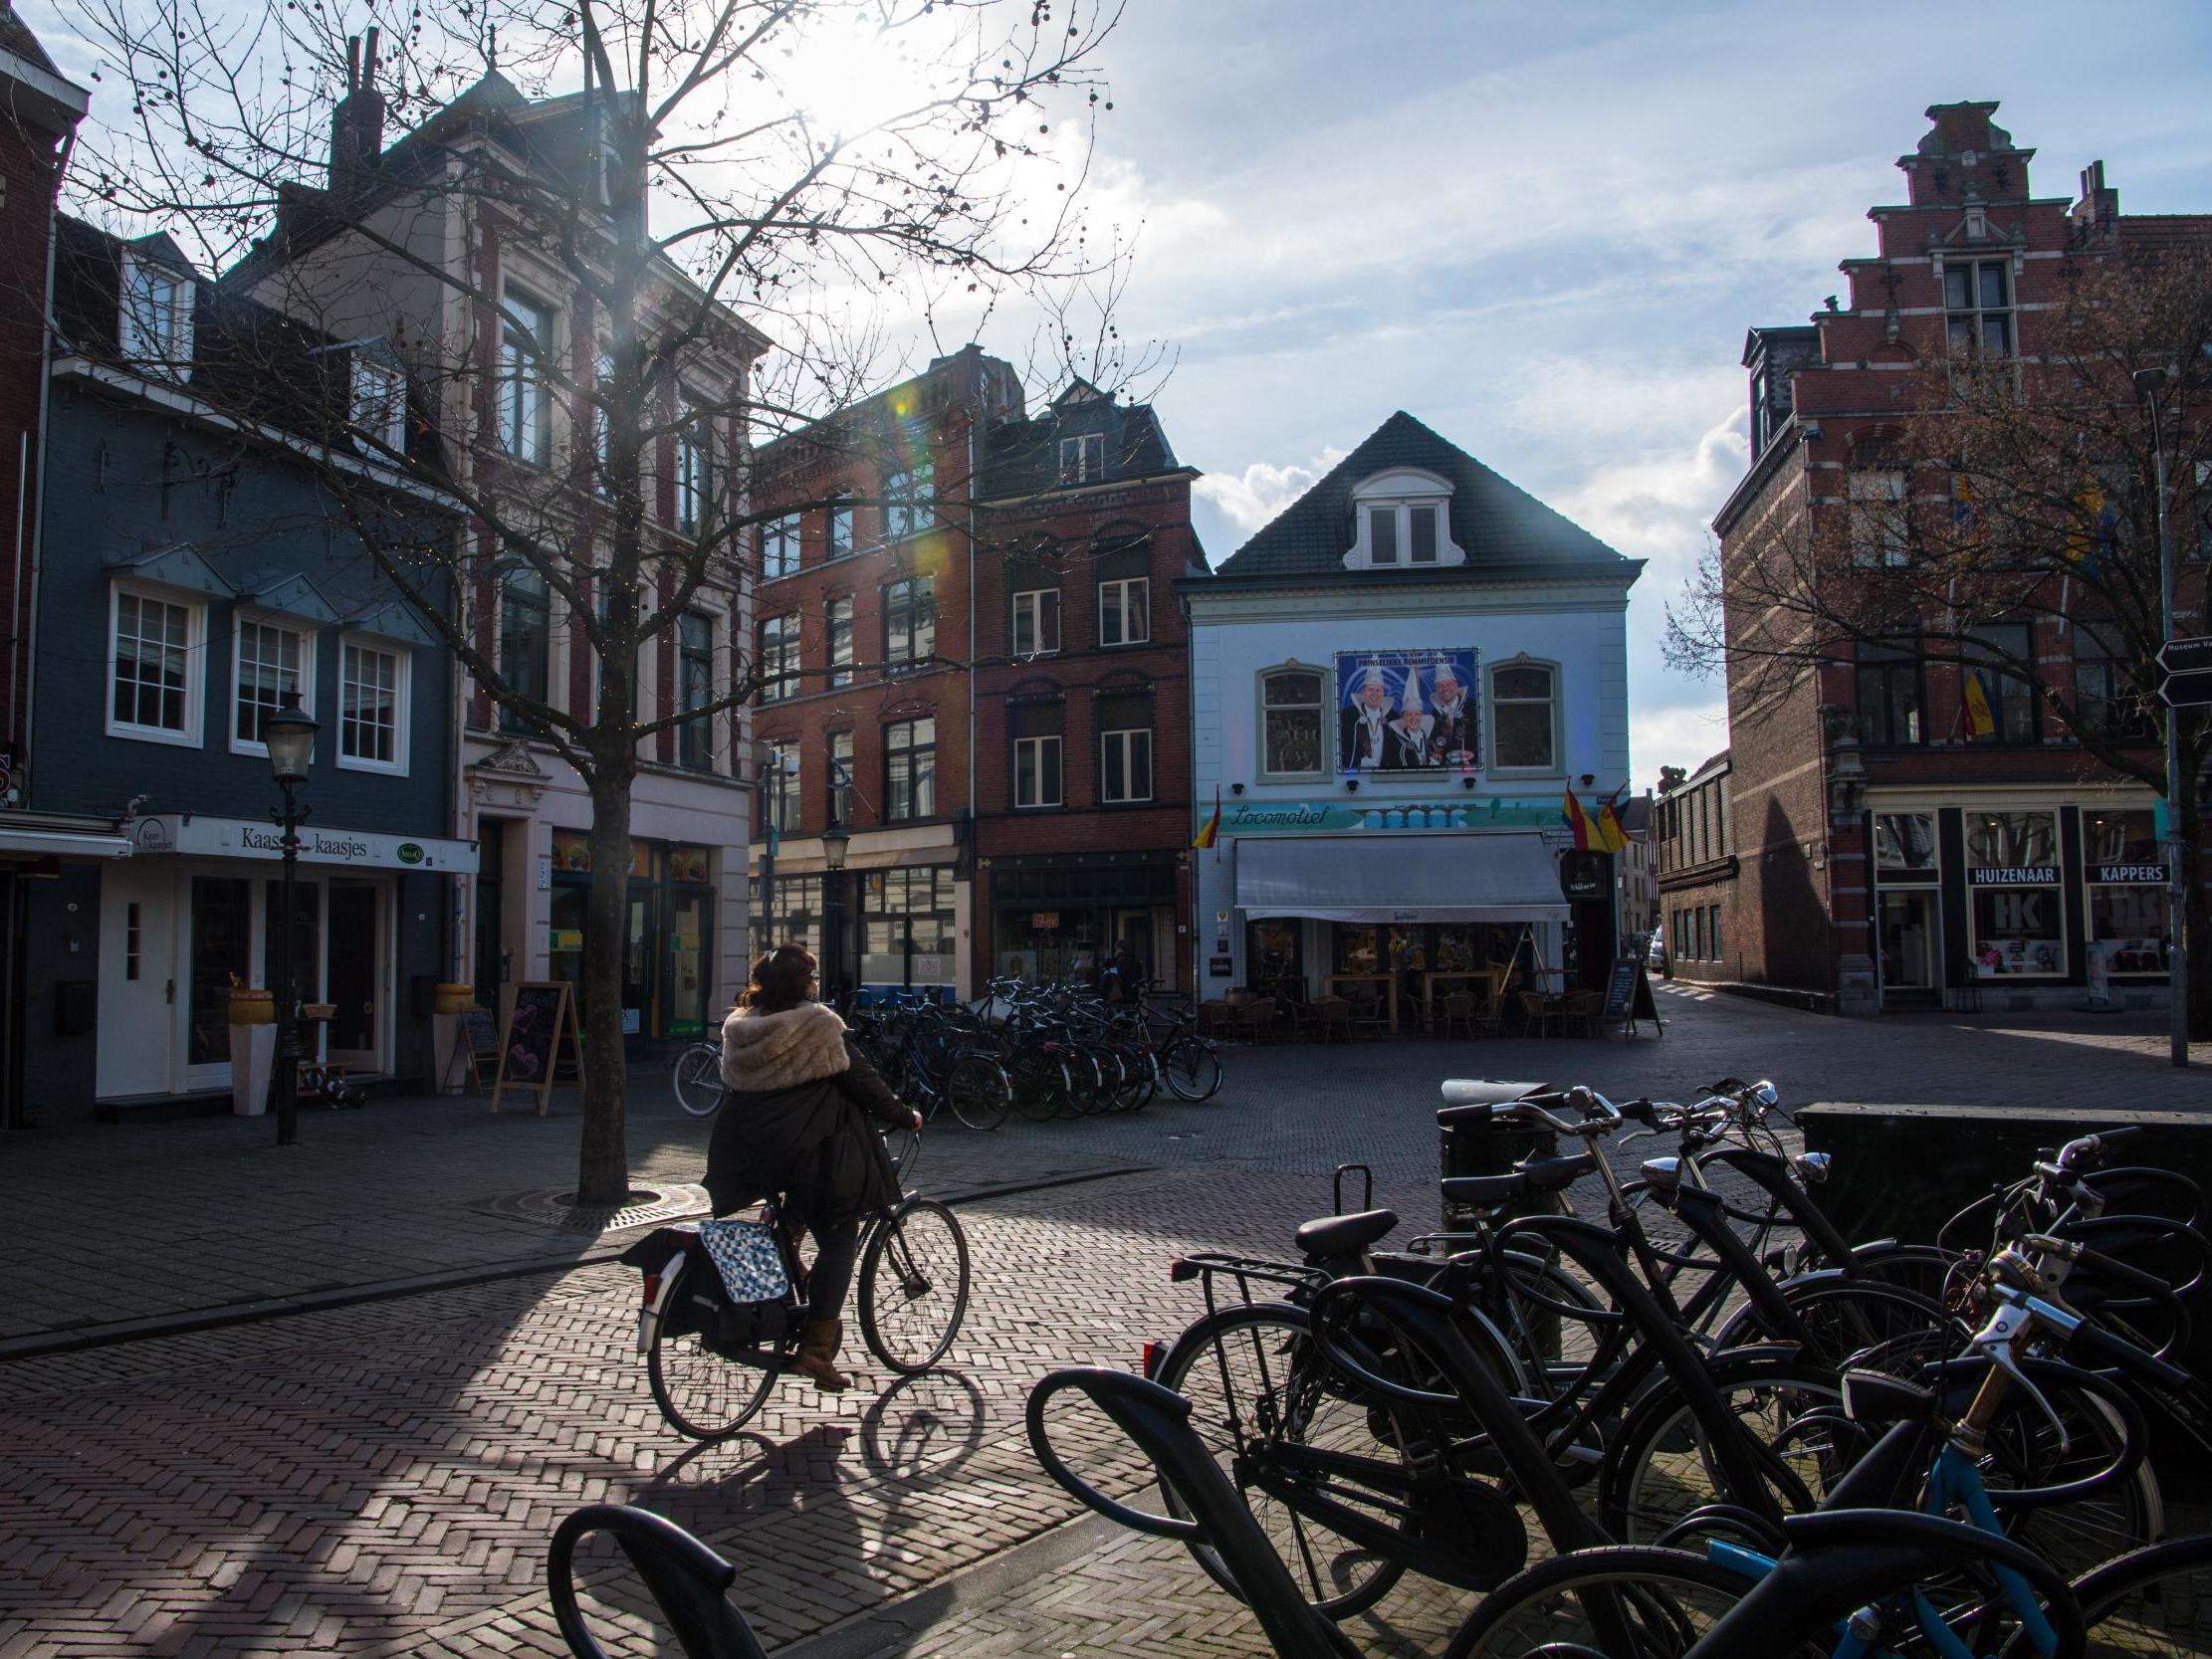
[1060,0,2212,788]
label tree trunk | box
[576,765,637,1205]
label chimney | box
[2072,159,2119,230]
[329,28,387,199]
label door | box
[178,874,257,1090]
[327,879,384,1072]
[263,878,324,1063]
[624,886,659,1037]
[1880,890,1939,1002]
[98,861,180,1099]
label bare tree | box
[1666,244,2212,1036]
[67,0,1131,1200]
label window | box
[2074,624,2157,741]
[1875,813,1939,877]
[1100,724,1153,804]
[232,618,311,752]
[1014,734,1063,808]
[119,252,193,377]
[885,717,936,821]
[499,290,555,466]
[762,514,800,580]
[761,740,800,836]
[1708,906,1722,963]
[883,452,933,541]
[1369,507,1399,564]
[676,400,713,533]
[1098,576,1150,647]
[1848,468,1909,566]
[1261,668,1325,776]
[828,497,854,559]
[1963,623,2035,744]
[1693,907,1705,960]
[497,569,550,731]
[1944,260,2013,358]
[1409,506,1438,563]
[1856,642,1923,745]
[757,614,799,704]
[678,612,715,770]
[592,348,615,496]
[827,730,853,826]
[1058,432,1104,485]
[883,577,936,671]
[826,597,854,688]
[1011,588,1060,657]
[1489,662,1556,771]
[337,638,408,772]
[109,588,199,741]
[350,353,406,453]
[2085,809,2169,977]
[1344,470,1463,570]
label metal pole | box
[2145,382,2189,1068]
[273,780,304,1143]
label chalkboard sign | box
[492,981,582,1115]
[440,1006,503,1094]
[1602,957,1662,1037]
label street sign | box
[2161,671,2212,709]
[2157,636,2212,710]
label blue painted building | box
[19,218,468,1122]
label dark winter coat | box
[704,1002,909,1227]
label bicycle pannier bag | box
[696,1219,793,1355]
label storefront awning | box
[1234,833,1570,925]
[0,826,133,860]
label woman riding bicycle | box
[705,943,921,1393]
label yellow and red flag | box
[1193,786,1221,850]
[1561,786,1596,853]
[1962,669,1997,738]
[1595,786,1632,855]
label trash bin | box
[1438,1079,1557,1234]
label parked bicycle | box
[672,1039,723,1118]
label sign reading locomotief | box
[1336,650,1479,772]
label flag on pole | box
[1595,786,1632,855]
[1193,786,1221,850]
[1561,786,1596,853]
[1963,668,1997,738]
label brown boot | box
[792,1317,850,1392]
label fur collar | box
[720,1002,851,1093]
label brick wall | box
[0,104,67,756]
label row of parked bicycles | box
[671,978,1225,1129]
[555,1072,2209,1657]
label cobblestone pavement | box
[0,990,2205,1656]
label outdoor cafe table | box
[1322,972,1398,1033]
[1419,970,1497,1028]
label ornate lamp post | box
[820,820,851,1009]
[263,692,319,1145]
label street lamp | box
[263,692,319,1144]
[2134,365,2189,1069]
[820,820,850,1009]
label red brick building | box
[1713,103,2211,1014]
[747,355,1201,999]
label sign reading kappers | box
[132,814,480,873]
[1335,650,1479,772]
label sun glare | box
[774,10,952,144]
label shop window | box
[338,637,408,773]
[1098,575,1150,647]
[1848,469,1909,566]
[1966,810,2056,871]
[2073,624,2157,741]
[883,577,936,672]
[110,586,202,743]
[826,597,854,688]
[757,613,799,703]
[1971,886,2064,978]
[1856,642,1922,745]
[753,873,822,958]
[498,288,555,466]
[233,617,312,753]
[1260,667,1324,777]
[1334,927,1380,974]
[1874,813,1938,877]
[826,731,854,826]
[2085,808,2160,868]
[1012,587,1060,657]
[2084,808,2168,977]
[678,611,716,771]
[1488,661,1557,772]
[885,717,936,821]
[497,568,550,732]
[1100,723,1152,804]
[762,513,800,579]
[1944,259,2013,358]
[1962,624,2036,744]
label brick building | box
[1657,752,1739,988]
[1713,103,2211,1013]
[747,354,1201,999]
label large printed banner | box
[1336,650,1479,772]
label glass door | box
[181,876,254,1090]
[666,889,712,1038]
[327,879,384,1071]
[1879,890,1939,1002]
[624,886,659,1037]
[263,879,325,1059]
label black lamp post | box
[820,820,850,1009]
[263,692,319,1146]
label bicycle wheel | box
[646,1264,781,1441]
[1160,1035,1223,1101]
[858,1200,970,1373]
[1715,1279,1961,1377]
[1152,1303,1411,1620]
[1443,1546,1783,1659]
[1011,1054,1067,1121]
[2067,1533,2212,1658]
[672,1045,723,1118]
[946,1052,1012,1132]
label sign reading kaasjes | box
[1334,650,1479,772]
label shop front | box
[96,814,475,1104]
[546,831,719,1043]
[752,829,967,1007]
[987,850,1181,988]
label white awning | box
[0,827,133,861]
[1234,833,1570,925]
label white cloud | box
[1632,698,1732,787]
[1195,448,1345,533]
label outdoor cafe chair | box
[1313,996,1352,1045]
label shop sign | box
[1209,955,1233,977]
[1559,850,1608,898]
[914,954,945,979]
[549,929,583,951]
[1969,867,2059,887]
[1194,797,1562,838]
[2092,863,2167,885]
[1031,911,1061,930]
[134,813,479,873]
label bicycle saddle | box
[1840,1368,1937,1428]
[1294,1208,1400,1261]
[1439,1152,1594,1210]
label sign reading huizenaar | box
[1968,867,2058,887]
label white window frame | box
[1943,258,2014,359]
[230,614,316,759]
[1013,733,1063,809]
[119,251,194,379]
[1097,575,1150,648]
[762,513,801,580]
[1342,469,1467,570]
[108,583,205,746]
[1099,726,1152,804]
[676,395,714,533]
[1848,468,1910,567]
[499,288,555,467]
[335,634,411,775]
[758,613,799,704]
[1486,658,1560,776]
[1257,664,1327,780]
[1012,587,1060,657]
[1058,432,1104,485]
[349,352,406,453]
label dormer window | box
[349,348,407,454]
[1342,468,1465,570]
[119,251,194,380]
[1059,433,1104,485]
